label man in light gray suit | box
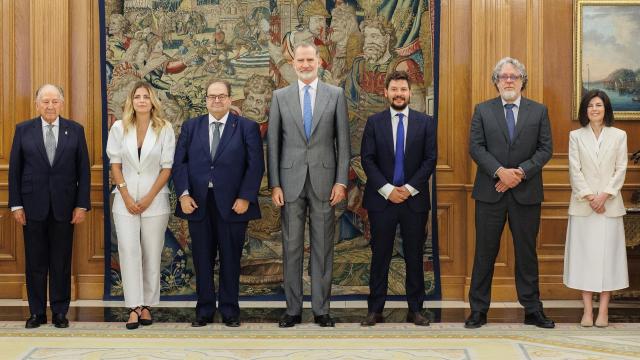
[268,42,350,327]
[466,57,554,329]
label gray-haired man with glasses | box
[466,57,554,329]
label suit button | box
[137,172,140,175]
[210,166,214,169]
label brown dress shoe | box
[407,311,430,326]
[360,313,384,326]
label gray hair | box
[491,57,528,91]
[293,41,320,57]
[35,84,65,102]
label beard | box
[389,96,409,111]
[500,89,518,102]
[296,69,318,82]
[363,44,384,62]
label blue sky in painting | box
[582,5,640,80]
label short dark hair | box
[385,70,411,89]
[578,89,614,127]
[205,78,231,95]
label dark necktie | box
[504,103,516,142]
[392,113,405,186]
[210,122,221,160]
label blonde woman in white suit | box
[564,89,628,328]
[107,81,176,329]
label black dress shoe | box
[52,313,69,328]
[464,311,487,329]
[361,312,384,326]
[278,314,302,328]
[406,311,430,326]
[314,314,336,327]
[126,307,140,330]
[223,316,240,327]
[191,316,213,327]
[139,306,153,326]
[524,311,555,329]
[25,314,47,329]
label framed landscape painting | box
[574,0,640,120]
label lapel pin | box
[65,130,68,135]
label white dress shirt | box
[501,96,521,125]
[298,78,318,116]
[207,112,228,188]
[378,108,419,200]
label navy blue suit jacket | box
[172,113,264,222]
[8,117,91,221]
[361,108,437,213]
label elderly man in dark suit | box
[466,57,554,329]
[173,79,264,328]
[359,71,437,327]
[268,42,350,328]
[9,84,91,329]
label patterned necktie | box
[303,85,312,141]
[210,122,221,160]
[392,113,405,186]
[504,103,516,142]
[45,124,56,165]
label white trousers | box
[113,213,169,308]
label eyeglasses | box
[498,74,522,82]
[205,94,229,101]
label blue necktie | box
[392,113,405,186]
[303,85,312,141]
[504,103,516,142]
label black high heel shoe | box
[139,306,153,326]
[126,307,140,330]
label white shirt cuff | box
[378,183,395,200]
[404,184,419,196]
[11,206,23,212]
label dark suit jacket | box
[172,113,264,223]
[8,117,91,221]
[361,108,437,213]
[469,96,553,204]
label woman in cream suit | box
[107,81,176,329]
[564,89,628,328]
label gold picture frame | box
[574,0,640,120]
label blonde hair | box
[122,81,167,133]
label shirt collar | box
[209,112,229,125]
[298,78,319,91]
[41,117,60,127]
[501,96,521,108]
[390,107,409,120]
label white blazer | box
[568,125,627,217]
[106,120,176,217]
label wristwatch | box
[117,182,127,189]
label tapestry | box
[101,0,441,300]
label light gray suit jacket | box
[267,80,350,201]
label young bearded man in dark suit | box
[360,71,437,326]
